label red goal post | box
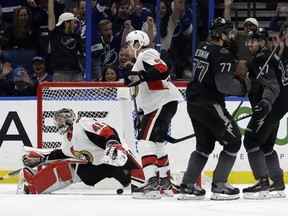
[37,81,199,188]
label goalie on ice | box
[19,108,145,194]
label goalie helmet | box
[210,17,233,39]
[53,108,76,135]
[126,30,150,48]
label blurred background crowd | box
[0,0,286,96]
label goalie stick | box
[0,169,22,181]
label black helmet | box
[210,17,233,38]
[246,27,269,41]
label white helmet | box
[126,30,150,48]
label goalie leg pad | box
[24,159,85,194]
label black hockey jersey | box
[186,41,246,106]
[249,49,288,112]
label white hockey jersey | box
[60,117,127,166]
[132,48,183,114]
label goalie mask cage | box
[37,82,200,190]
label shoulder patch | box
[220,48,229,54]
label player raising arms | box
[242,27,288,199]
[124,30,183,199]
[20,108,145,194]
[178,17,251,201]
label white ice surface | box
[0,184,287,216]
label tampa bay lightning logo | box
[100,49,118,65]
[61,36,77,50]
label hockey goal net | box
[37,82,200,190]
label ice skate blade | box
[210,193,240,201]
[270,190,286,198]
[132,191,162,199]
[177,193,205,200]
[243,191,271,200]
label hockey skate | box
[177,183,206,200]
[269,182,286,198]
[243,178,271,199]
[160,176,174,197]
[210,182,240,200]
[132,177,161,199]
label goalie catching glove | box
[22,152,46,168]
[101,140,128,166]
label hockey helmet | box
[53,108,76,135]
[126,30,150,48]
[210,17,234,38]
[245,27,268,46]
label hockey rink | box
[0,184,287,216]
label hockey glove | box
[124,71,144,87]
[253,101,269,120]
[22,152,46,168]
[101,140,128,166]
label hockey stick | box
[0,169,22,181]
[159,112,252,144]
[256,27,288,79]
[158,130,195,143]
[130,89,195,143]
[220,93,248,136]
[130,86,141,130]
[234,113,252,122]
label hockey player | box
[20,108,145,194]
[242,27,288,199]
[124,30,184,199]
[179,17,251,201]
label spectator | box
[116,47,134,80]
[0,66,38,96]
[170,0,193,79]
[30,56,52,82]
[8,6,39,50]
[95,19,128,76]
[271,21,288,68]
[108,0,133,34]
[130,0,152,30]
[142,0,184,69]
[48,0,84,82]
[90,0,108,81]
[0,4,11,49]
[100,66,119,82]
[75,0,86,77]
[0,0,24,23]
[269,3,288,32]
[0,46,15,80]
[224,0,260,63]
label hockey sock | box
[265,150,284,184]
[247,149,269,179]
[213,150,237,183]
[182,151,208,184]
[155,142,170,179]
